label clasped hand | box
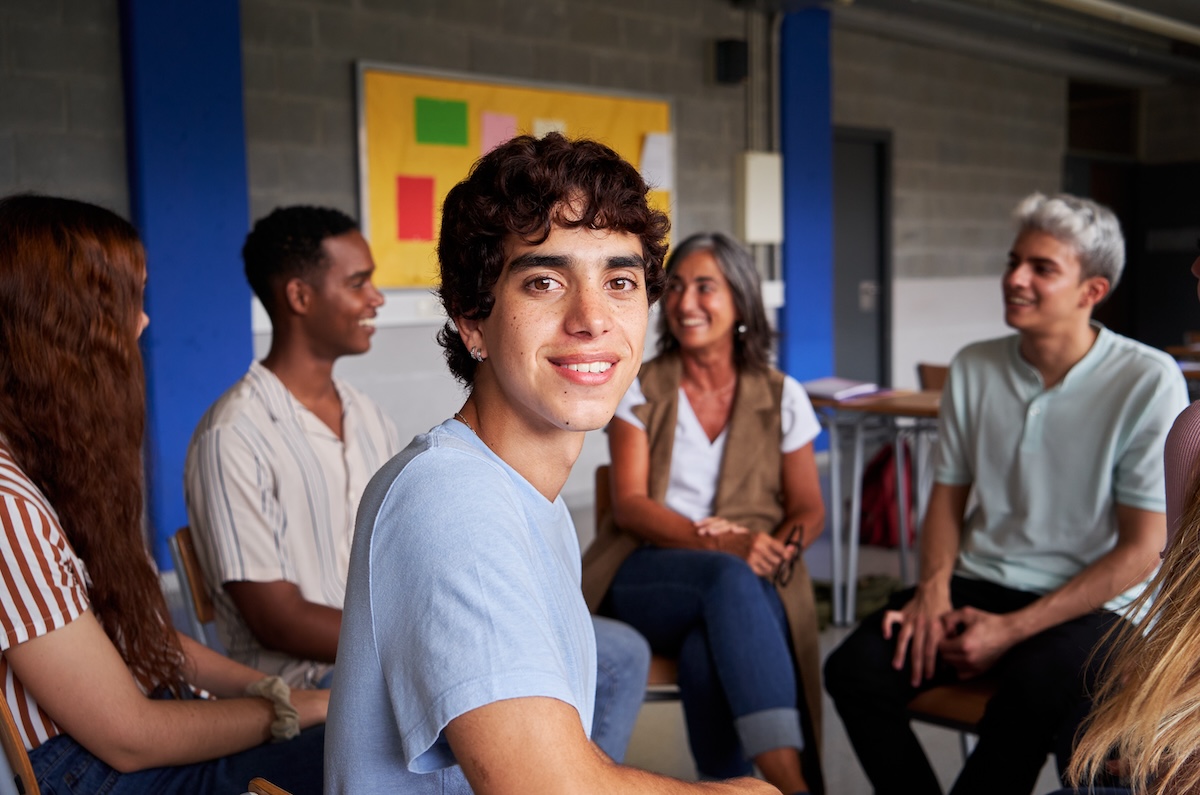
[696,518,797,579]
[883,594,1017,686]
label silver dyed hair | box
[1013,192,1125,288]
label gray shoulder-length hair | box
[656,231,774,372]
[1013,192,1125,289]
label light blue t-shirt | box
[935,326,1188,611]
[325,420,597,794]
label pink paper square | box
[481,112,518,154]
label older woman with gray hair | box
[583,231,826,795]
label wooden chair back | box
[248,777,292,795]
[907,678,998,759]
[916,363,949,392]
[594,465,612,529]
[169,526,215,627]
[0,691,38,795]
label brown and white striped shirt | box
[0,443,90,751]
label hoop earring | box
[470,346,485,362]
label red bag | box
[859,441,916,548]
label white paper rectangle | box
[640,132,675,194]
[533,118,567,137]
[736,150,784,244]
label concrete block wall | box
[240,0,765,528]
[832,28,1066,386]
[1142,84,1200,163]
[16,2,1191,522]
[0,0,128,214]
[240,0,756,237]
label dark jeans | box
[29,725,325,795]
[824,576,1122,795]
[602,547,802,780]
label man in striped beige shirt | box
[185,205,397,690]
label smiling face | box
[296,230,384,359]
[662,249,739,357]
[456,222,649,436]
[1002,229,1108,337]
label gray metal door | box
[833,129,890,385]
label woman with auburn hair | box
[1062,252,1200,795]
[0,194,326,794]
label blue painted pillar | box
[120,1,252,567]
[778,9,833,384]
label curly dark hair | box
[0,193,187,695]
[436,133,670,385]
[657,231,775,372]
[242,205,359,316]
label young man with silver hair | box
[825,192,1189,795]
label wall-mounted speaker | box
[715,39,748,84]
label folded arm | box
[224,580,341,663]
[776,441,826,552]
[5,611,327,773]
[609,417,798,576]
[446,695,777,794]
[608,417,722,549]
[939,503,1164,677]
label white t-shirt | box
[613,373,821,521]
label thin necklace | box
[687,376,737,399]
[454,411,478,436]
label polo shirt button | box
[1030,406,1041,416]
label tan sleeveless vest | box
[581,352,824,767]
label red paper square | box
[396,175,435,241]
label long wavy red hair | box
[0,194,185,694]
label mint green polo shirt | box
[934,325,1188,612]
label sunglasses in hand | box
[772,524,804,587]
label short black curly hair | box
[242,205,358,317]
[436,133,670,386]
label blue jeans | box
[29,725,325,794]
[590,615,651,763]
[603,547,803,779]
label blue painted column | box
[120,1,252,567]
[778,9,833,384]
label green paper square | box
[415,97,468,146]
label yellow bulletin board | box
[356,62,674,289]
